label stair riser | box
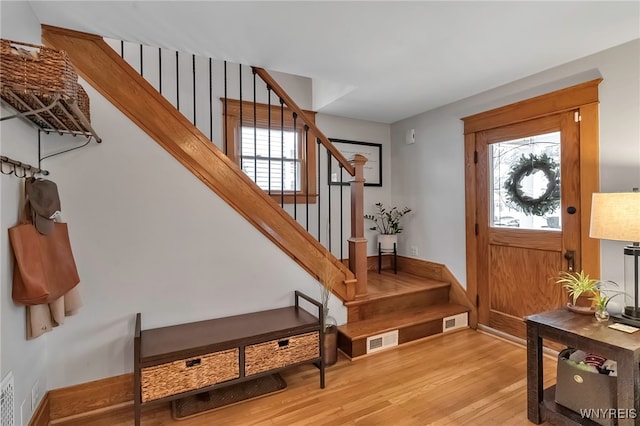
[348,287,449,322]
[338,319,443,358]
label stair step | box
[346,272,451,322]
[338,303,470,358]
[347,271,450,306]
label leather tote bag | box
[9,221,80,305]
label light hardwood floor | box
[54,329,557,425]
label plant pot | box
[323,315,338,366]
[378,234,397,251]
[567,292,596,314]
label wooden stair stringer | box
[40,25,356,301]
[396,256,477,328]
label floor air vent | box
[443,313,468,333]
[366,330,398,354]
[1,372,15,426]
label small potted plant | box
[591,282,625,322]
[364,202,411,250]
[555,270,601,313]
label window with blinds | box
[223,99,317,204]
[240,126,301,192]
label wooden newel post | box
[349,154,368,298]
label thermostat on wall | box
[406,129,415,144]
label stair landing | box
[338,270,470,359]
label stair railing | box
[249,67,368,298]
[107,38,368,298]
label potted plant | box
[364,202,412,250]
[555,270,601,313]
[591,282,625,322]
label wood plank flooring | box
[52,329,558,425]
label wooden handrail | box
[253,67,355,176]
[41,25,357,301]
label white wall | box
[0,10,354,421]
[316,114,392,255]
[112,39,394,258]
[40,83,345,389]
[391,39,640,292]
[1,2,49,424]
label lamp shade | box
[590,192,640,242]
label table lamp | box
[590,190,640,326]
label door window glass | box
[490,132,561,230]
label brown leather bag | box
[9,220,80,306]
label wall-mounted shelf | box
[0,88,101,143]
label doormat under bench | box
[171,373,287,420]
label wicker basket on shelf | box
[0,39,78,100]
[75,84,90,122]
[0,38,94,132]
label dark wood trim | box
[464,132,478,328]
[462,79,602,134]
[40,25,356,301]
[28,392,49,426]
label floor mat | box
[171,373,287,420]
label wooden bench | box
[133,291,324,425]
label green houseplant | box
[364,202,412,250]
[555,270,600,312]
[365,202,412,235]
[590,282,625,321]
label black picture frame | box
[327,139,382,187]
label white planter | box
[377,234,398,251]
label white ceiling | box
[27,1,640,124]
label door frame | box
[462,78,602,329]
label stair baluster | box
[105,37,366,299]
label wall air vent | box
[366,330,399,354]
[443,313,469,333]
[1,372,15,426]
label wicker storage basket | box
[141,348,239,402]
[53,84,91,129]
[0,39,78,100]
[245,332,319,376]
[75,84,90,122]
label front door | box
[476,112,581,338]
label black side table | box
[378,242,397,274]
[526,308,640,426]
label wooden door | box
[476,112,581,338]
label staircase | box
[40,25,476,356]
[338,258,472,358]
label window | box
[223,99,317,203]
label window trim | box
[223,99,318,204]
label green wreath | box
[503,153,560,216]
